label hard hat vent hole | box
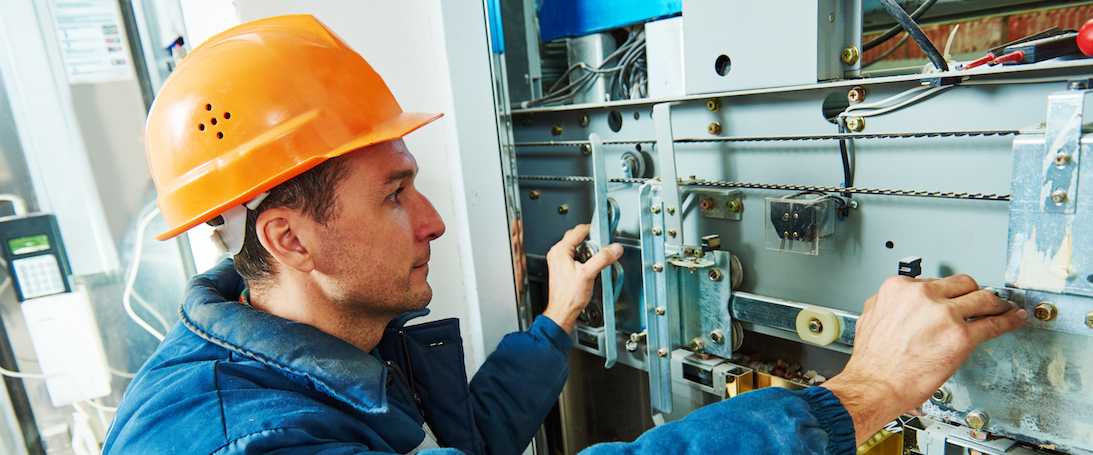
[198,123,205,131]
[224,112,231,120]
[211,118,218,126]
[217,132,224,139]
[205,103,212,111]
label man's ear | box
[254,208,316,273]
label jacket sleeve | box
[468,315,573,455]
[578,386,857,455]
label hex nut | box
[651,204,662,214]
[690,337,705,351]
[710,330,725,344]
[1085,310,1093,329]
[557,204,569,214]
[1055,153,1071,166]
[1034,303,1058,321]
[580,144,591,156]
[965,410,989,430]
[529,190,540,200]
[808,318,823,334]
[708,268,723,282]
[668,229,677,237]
[655,307,666,315]
[708,122,722,135]
[578,114,590,127]
[932,387,951,404]
[706,99,721,112]
[657,348,668,357]
[652,227,663,235]
[551,125,563,136]
[666,206,676,214]
[727,199,742,213]
[1052,189,1068,204]
[653,264,664,272]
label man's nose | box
[414,193,445,242]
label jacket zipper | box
[388,330,426,418]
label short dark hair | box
[233,156,351,285]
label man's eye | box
[388,188,404,202]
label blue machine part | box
[538,0,681,41]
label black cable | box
[862,0,938,52]
[863,32,911,68]
[877,0,948,71]
[837,119,853,199]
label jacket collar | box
[180,258,394,414]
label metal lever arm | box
[589,133,617,368]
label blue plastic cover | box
[538,0,682,41]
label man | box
[104,15,1027,455]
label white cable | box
[130,291,171,333]
[840,85,953,118]
[81,399,118,413]
[108,366,136,379]
[842,84,932,114]
[0,364,49,379]
[943,24,960,61]
[123,206,166,341]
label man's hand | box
[821,274,1027,446]
[542,224,623,333]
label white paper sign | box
[49,0,134,84]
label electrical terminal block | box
[765,194,836,255]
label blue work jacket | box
[103,259,856,454]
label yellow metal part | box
[856,428,903,455]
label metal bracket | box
[1041,89,1087,213]
[589,133,616,368]
[653,103,683,247]
[730,292,859,346]
[639,182,673,414]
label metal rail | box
[512,129,1021,147]
[517,175,1010,201]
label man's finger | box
[558,224,592,249]
[965,308,1027,343]
[950,289,1014,320]
[930,274,980,298]
[581,243,623,276]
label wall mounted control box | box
[0,214,71,301]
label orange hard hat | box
[146,14,441,240]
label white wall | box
[182,0,519,373]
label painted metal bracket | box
[653,103,684,248]
[1041,89,1087,213]
[639,182,673,414]
[730,292,859,346]
[588,133,617,368]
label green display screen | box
[8,234,50,256]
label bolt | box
[841,46,860,65]
[792,231,799,239]
[521,116,533,127]
[551,125,563,136]
[965,410,989,430]
[578,114,590,127]
[845,116,865,132]
[1055,153,1071,166]
[783,230,790,238]
[580,144,591,156]
[932,387,951,404]
[847,86,866,104]
[727,199,742,212]
[708,122,722,135]
[1052,188,1068,204]
[708,268,723,281]
[1034,303,1058,321]
[629,331,647,343]
[808,318,823,334]
[700,198,714,210]
[1069,79,1091,90]
[668,229,677,237]
[1086,310,1093,329]
[653,263,664,272]
[828,13,835,22]
[529,190,540,199]
[655,307,666,315]
[710,330,726,344]
[690,337,705,351]
[557,204,569,214]
[792,213,799,220]
[657,348,668,357]
[782,213,790,221]
[652,227,663,235]
[707,99,721,112]
[651,204,662,214]
[666,206,676,214]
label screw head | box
[690,337,705,351]
[578,114,590,127]
[551,125,563,136]
[708,122,722,135]
[666,206,676,214]
[521,116,533,127]
[847,86,866,104]
[657,348,668,357]
[841,46,860,65]
[651,204,662,214]
[653,263,664,272]
[710,330,725,344]
[932,387,951,404]
[708,268,723,281]
[1034,303,1058,321]
[655,307,666,315]
[1052,189,1068,204]
[828,13,835,21]
[727,199,742,212]
[792,213,799,220]
[965,410,989,430]
[706,99,721,112]
[557,204,569,214]
[529,190,540,199]
[792,231,799,239]
[580,144,591,156]
[782,213,790,221]
[1055,153,1071,166]
[846,116,865,132]
[1085,310,1093,329]
[652,227,663,235]
[700,198,714,210]
[668,229,677,237]
[808,318,823,334]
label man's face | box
[313,139,445,317]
